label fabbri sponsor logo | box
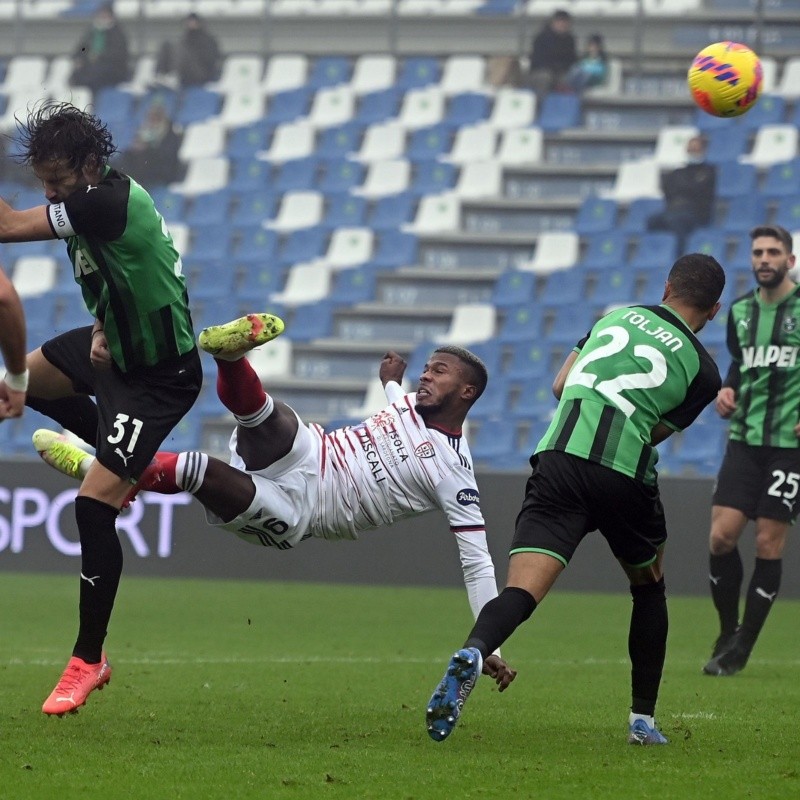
[741,345,799,369]
[0,485,191,557]
[456,488,480,506]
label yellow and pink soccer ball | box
[687,41,763,117]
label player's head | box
[664,253,725,329]
[414,346,488,421]
[749,224,795,289]
[18,101,115,203]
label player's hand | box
[715,386,737,418]
[483,654,517,692]
[379,350,407,386]
[90,330,112,371]
[0,382,25,419]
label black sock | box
[709,549,743,636]
[27,394,99,446]
[464,587,537,659]
[740,558,782,649]
[72,497,122,663]
[629,578,667,718]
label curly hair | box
[433,345,488,402]
[16,101,115,172]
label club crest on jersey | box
[456,488,480,506]
[783,316,797,332]
[415,441,435,458]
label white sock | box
[234,396,274,428]
[175,451,209,494]
[629,712,655,728]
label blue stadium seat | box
[285,299,336,342]
[150,189,186,223]
[265,87,312,125]
[354,88,402,124]
[704,126,750,165]
[186,259,238,300]
[320,192,368,229]
[372,230,418,268]
[589,267,637,308]
[637,270,668,304]
[277,227,328,267]
[233,190,279,226]
[229,158,273,192]
[490,270,536,309]
[187,224,232,263]
[396,57,441,90]
[741,94,786,131]
[761,157,800,199]
[174,87,221,126]
[692,107,742,133]
[627,232,678,271]
[546,308,596,346]
[773,194,800,231]
[444,93,491,128]
[330,264,379,304]
[366,192,416,231]
[466,339,503,379]
[316,122,364,158]
[579,230,628,270]
[232,226,279,264]
[469,378,511,422]
[184,189,232,227]
[476,0,519,15]
[539,271,587,308]
[94,87,135,127]
[227,120,275,159]
[273,156,320,192]
[409,160,457,195]
[508,378,558,422]
[715,160,757,199]
[717,194,768,235]
[685,227,728,259]
[536,93,581,132]
[406,340,435,383]
[503,341,549,382]
[135,89,178,126]
[308,56,353,90]
[574,196,618,235]
[728,234,754,270]
[407,124,452,161]
[235,262,287,300]
[317,159,365,193]
[497,304,543,344]
[621,198,664,233]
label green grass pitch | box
[1,573,798,799]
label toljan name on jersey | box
[621,309,683,352]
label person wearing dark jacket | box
[70,3,130,92]
[156,12,221,88]
[647,135,717,255]
[527,9,577,97]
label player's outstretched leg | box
[198,313,285,361]
[33,429,92,480]
[42,652,112,716]
[627,715,669,745]
[426,647,482,742]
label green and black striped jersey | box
[46,166,195,372]
[536,304,721,485]
[723,284,800,448]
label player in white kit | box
[35,313,516,689]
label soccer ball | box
[687,41,763,117]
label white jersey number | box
[565,325,668,417]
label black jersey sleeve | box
[61,179,131,241]
[661,348,721,431]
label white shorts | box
[204,416,321,549]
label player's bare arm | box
[379,350,407,386]
[715,386,737,418]
[552,350,579,399]
[0,197,55,242]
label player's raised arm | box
[0,196,55,243]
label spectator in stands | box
[565,33,608,93]
[70,2,130,92]
[526,9,577,97]
[646,135,716,255]
[115,100,183,189]
[155,12,221,89]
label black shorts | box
[713,439,800,523]
[511,450,667,568]
[41,326,203,482]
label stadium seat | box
[265,190,325,232]
[264,87,313,124]
[187,258,238,299]
[11,256,58,297]
[307,56,353,90]
[395,56,441,90]
[317,159,365,193]
[627,231,678,271]
[219,88,266,129]
[574,196,618,235]
[507,378,557,422]
[440,55,486,95]
[258,120,316,163]
[684,227,728,260]
[521,232,580,275]
[497,304,543,343]
[231,225,280,263]
[277,226,328,266]
[273,156,320,192]
[496,127,544,166]
[406,124,452,161]
[468,378,511,422]
[246,337,293,381]
[186,224,233,263]
[653,125,699,167]
[184,189,232,227]
[620,198,664,233]
[270,262,332,306]
[229,157,272,191]
[396,86,445,130]
[444,123,497,164]
[211,54,265,93]
[174,87,221,126]
[579,230,628,270]
[226,119,274,159]
[717,194,767,235]
[536,93,581,132]
[308,85,356,128]
[504,340,549,382]
[589,268,637,309]
[487,88,536,130]
[410,159,458,195]
[704,126,749,165]
[454,160,502,199]
[490,270,536,309]
[372,230,419,268]
[773,194,800,232]
[233,190,279,226]
[444,92,491,128]
[434,303,496,346]
[94,88,135,128]
[366,192,416,231]
[262,54,308,95]
[774,55,800,100]
[178,119,226,161]
[404,192,461,233]
[761,158,800,199]
[470,419,517,463]
[321,227,374,269]
[356,159,412,198]
[351,55,396,95]
[714,160,757,199]
[354,87,402,125]
[351,120,406,162]
[316,122,364,159]
[330,264,379,304]
[740,124,798,168]
[1,55,47,94]
[169,156,230,196]
[604,159,662,203]
[320,192,369,228]
[740,94,785,131]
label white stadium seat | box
[435,303,497,346]
[404,192,461,233]
[488,88,537,130]
[354,159,412,198]
[351,121,406,162]
[270,262,332,306]
[396,86,445,130]
[11,256,58,298]
[261,55,308,95]
[520,232,580,275]
[169,157,230,196]
[653,125,700,168]
[454,160,503,199]
[351,55,396,95]
[257,120,316,163]
[497,127,544,166]
[603,159,662,203]
[264,191,324,232]
[740,124,799,168]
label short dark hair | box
[552,9,572,21]
[666,253,726,311]
[16,101,116,173]
[433,345,488,402]
[750,224,793,253]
